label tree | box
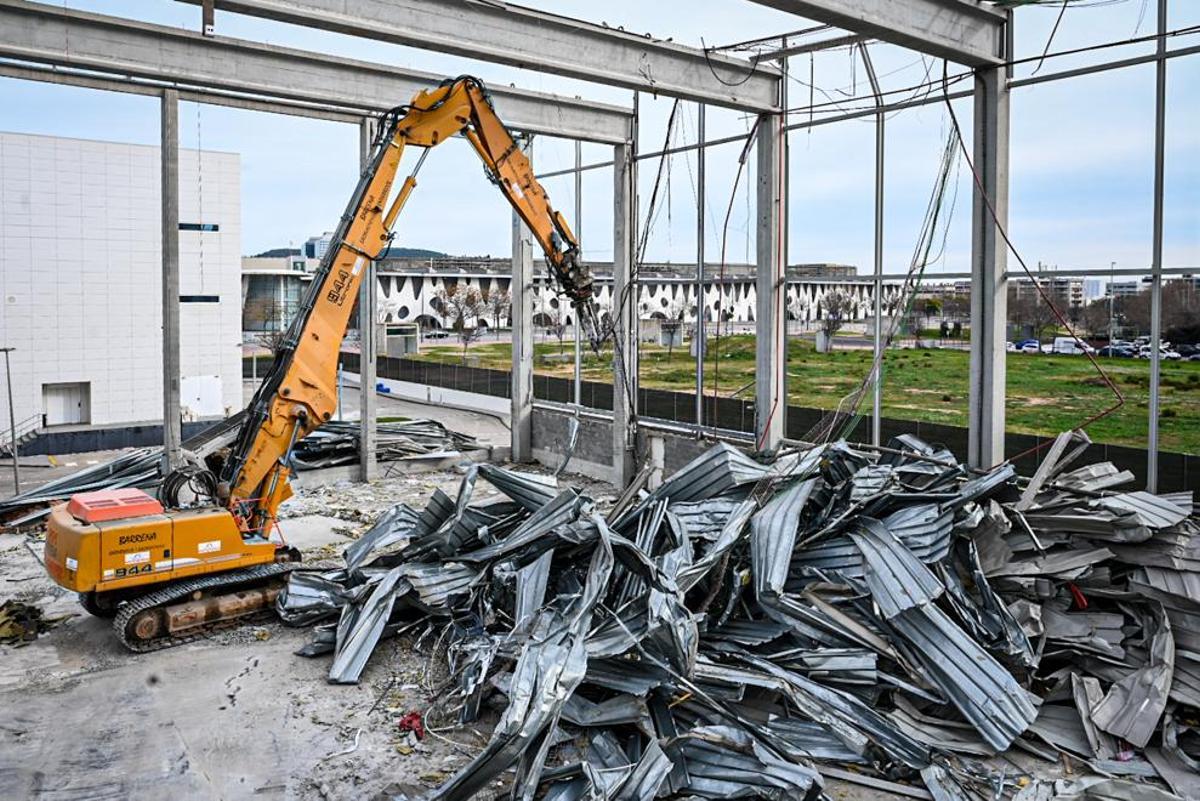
[1007,290,1059,341]
[663,298,690,362]
[922,297,943,330]
[1122,280,1200,338]
[484,288,512,332]
[788,293,811,333]
[818,289,854,351]
[1078,299,1113,340]
[546,307,568,355]
[436,285,487,363]
[942,293,970,323]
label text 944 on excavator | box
[42,76,601,651]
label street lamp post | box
[1109,261,1116,353]
[1,347,18,493]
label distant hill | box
[252,247,302,258]
[377,246,449,259]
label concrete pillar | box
[358,117,379,480]
[160,89,182,473]
[754,112,787,451]
[511,209,535,462]
[612,141,638,485]
[966,66,1010,470]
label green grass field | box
[413,335,1200,454]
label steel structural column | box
[967,66,1010,470]
[612,141,638,485]
[358,117,379,481]
[511,156,535,463]
[695,104,707,430]
[860,46,885,447]
[1147,0,1167,492]
[574,140,583,407]
[160,88,183,473]
[755,110,787,452]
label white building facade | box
[0,131,242,430]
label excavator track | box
[112,562,295,653]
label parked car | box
[1005,341,1016,352]
[423,328,449,339]
[1051,336,1095,355]
[1018,342,1041,355]
[1136,346,1181,360]
[1097,345,1134,358]
[1175,343,1199,358]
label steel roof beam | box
[0,0,633,143]
[747,0,1005,66]
[176,0,782,111]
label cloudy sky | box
[1,0,1196,278]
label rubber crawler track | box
[112,562,295,653]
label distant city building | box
[1082,278,1106,303]
[1011,276,1085,309]
[303,231,334,259]
[1107,280,1143,299]
[241,255,878,332]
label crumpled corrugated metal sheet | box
[277,432,1199,800]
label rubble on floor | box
[0,417,480,529]
[291,420,481,470]
[0,600,70,645]
[276,431,1200,800]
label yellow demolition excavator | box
[42,76,599,651]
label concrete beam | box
[967,66,1009,469]
[160,89,183,473]
[747,0,1005,66]
[0,0,633,143]
[180,0,780,112]
[511,209,535,463]
[755,114,787,452]
[611,142,638,485]
[358,118,379,482]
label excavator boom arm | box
[220,77,595,532]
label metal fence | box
[337,352,1195,493]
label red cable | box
[939,63,1124,468]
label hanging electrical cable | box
[937,60,1124,464]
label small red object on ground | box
[397,711,425,740]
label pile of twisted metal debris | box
[278,432,1199,800]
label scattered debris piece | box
[277,436,1198,799]
[397,711,426,740]
[0,600,69,645]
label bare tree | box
[1078,299,1112,340]
[788,293,811,333]
[818,289,855,351]
[484,288,512,332]
[546,307,569,355]
[1123,280,1200,338]
[1007,290,1059,341]
[436,285,488,363]
[663,298,690,362]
